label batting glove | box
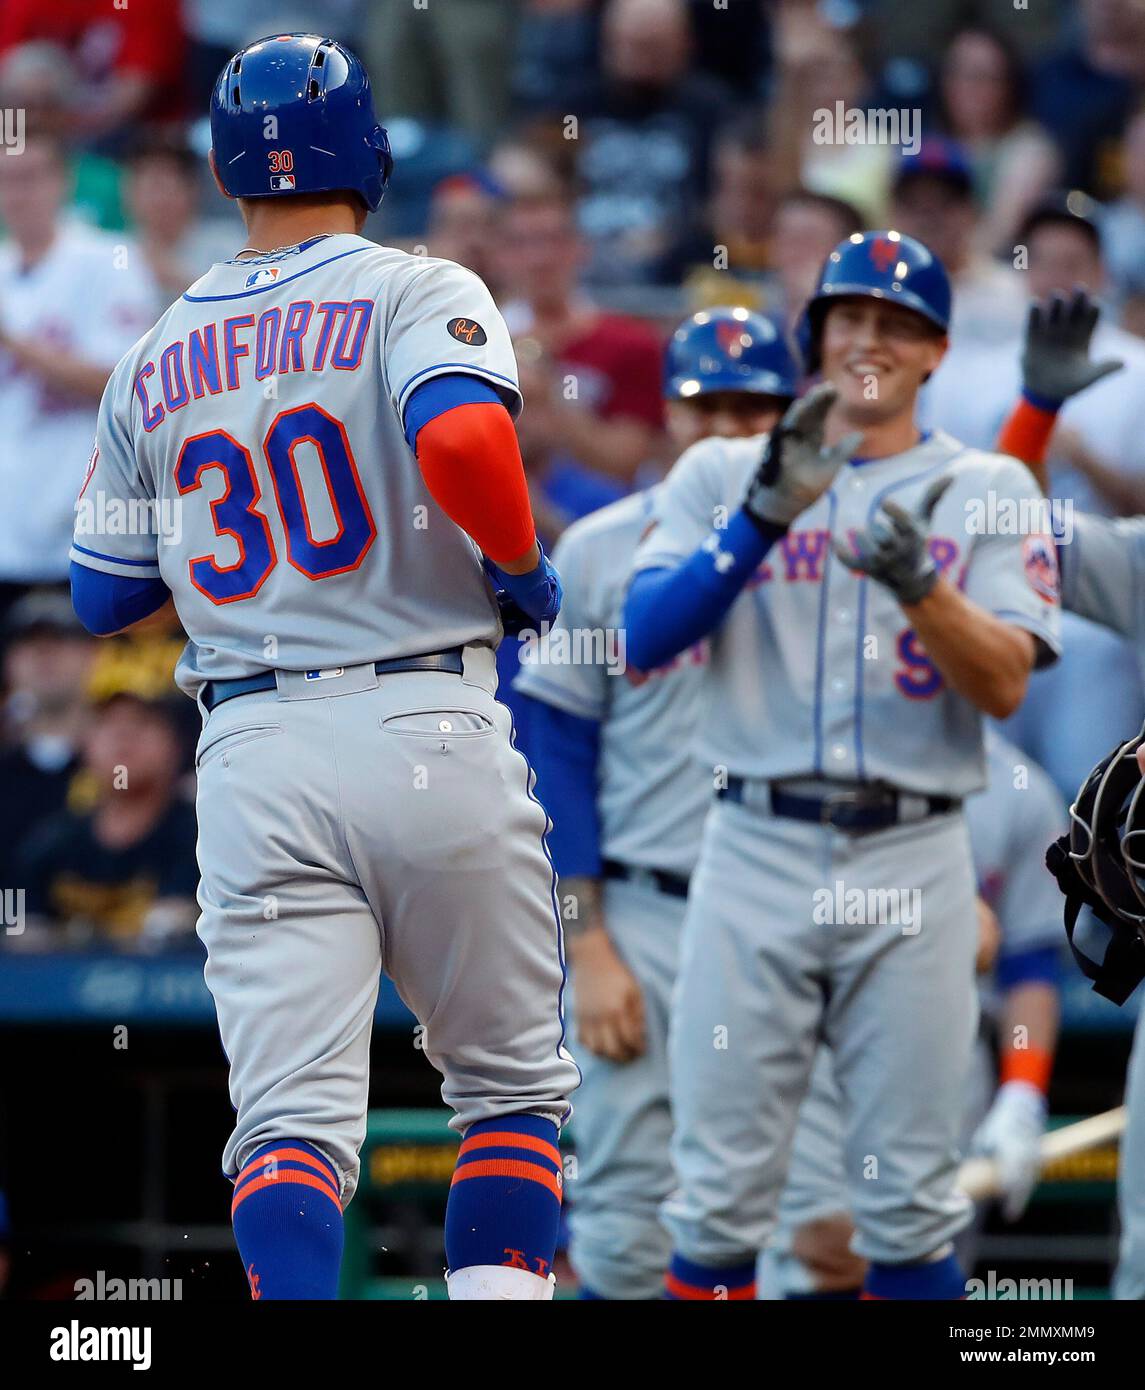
[743,383,862,530]
[969,1080,1048,1222]
[833,474,953,605]
[483,546,562,635]
[1021,289,1123,406]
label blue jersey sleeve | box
[525,695,603,879]
[70,561,170,636]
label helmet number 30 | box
[267,149,294,173]
[174,404,377,603]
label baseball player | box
[623,230,1061,1299]
[514,308,799,1299]
[68,34,578,1301]
[760,728,1067,1299]
[991,290,1145,1299]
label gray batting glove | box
[743,383,863,530]
[969,1081,1047,1223]
[834,474,953,605]
[1021,289,1123,405]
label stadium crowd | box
[1,0,1145,953]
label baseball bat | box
[957,1105,1127,1201]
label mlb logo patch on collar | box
[245,266,282,289]
[305,667,345,681]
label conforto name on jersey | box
[133,298,375,434]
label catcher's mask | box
[1050,724,1145,1003]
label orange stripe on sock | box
[231,1168,342,1216]
[450,1157,563,1202]
[664,1272,755,1300]
[234,1147,338,1193]
[458,1130,561,1169]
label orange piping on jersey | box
[415,402,537,565]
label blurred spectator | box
[770,10,893,223]
[365,0,520,150]
[924,193,1145,511]
[0,43,124,231]
[121,131,240,312]
[0,0,187,147]
[0,591,94,899]
[891,140,1026,350]
[574,0,734,286]
[513,0,601,116]
[656,113,777,298]
[13,692,198,951]
[184,1,366,103]
[937,26,1061,259]
[766,189,863,330]
[684,0,770,97]
[497,190,666,529]
[1099,105,1145,317]
[0,131,156,601]
[1032,0,1145,198]
[423,172,507,294]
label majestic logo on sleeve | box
[448,318,487,346]
[1022,533,1060,603]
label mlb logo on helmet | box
[244,266,282,289]
[869,236,899,273]
[270,173,296,192]
[714,319,747,358]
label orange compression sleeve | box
[415,402,537,566]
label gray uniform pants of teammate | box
[1115,1012,1145,1299]
[759,1037,994,1296]
[194,649,579,1205]
[665,792,979,1267]
[565,877,682,1299]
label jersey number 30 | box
[174,404,376,603]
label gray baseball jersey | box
[634,429,1062,795]
[71,233,519,695]
[513,489,710,880]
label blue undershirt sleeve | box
[623,509,786,671]
[70,561,170,637]
[402,373,503,450]
[525,695,603,879]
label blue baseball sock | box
[230,1139,344,1299]
[863,1250,966,1300]
[445,1114,563,1280]
[666,1252,757,1300]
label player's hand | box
[743,383,863,530]
[568,925,646,1063]
[483,546,562,633]
[975,896,1002,975]
[833,474,953,606]
[969,1080,1048,1222]
[1021,290,1123,405]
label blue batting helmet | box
[799,230,951,371]
[210,33,393,212]
[665,308,800,402]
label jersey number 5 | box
[174,403,376,603]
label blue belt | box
[717,776,958,831]
[201,648,465,712]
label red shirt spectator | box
[0,0,186,134]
